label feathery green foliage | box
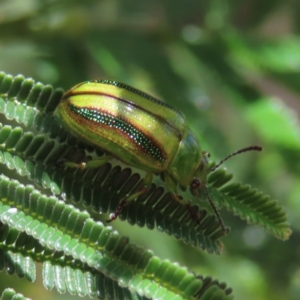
[0,71,291,300]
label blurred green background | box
[0,0,300,299]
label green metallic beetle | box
[55,80,262,232]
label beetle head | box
[190,146,262,233]
[190,151,211,193]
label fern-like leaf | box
[207,169,291,240]
[0,288,31,300]
[0,175,233,300]
[0,71,292,300]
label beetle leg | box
[163,172,203,224]
[164,173,198,218]
[164,172,178,196]
[64,155,113,169]
[164,173,190,205]
[107,172,153,222]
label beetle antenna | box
[205,188,227,233]
[210,146,262,172]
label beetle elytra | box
[55,80,262,232]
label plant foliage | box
[0,71,291,299]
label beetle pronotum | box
[55,80,262,232]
